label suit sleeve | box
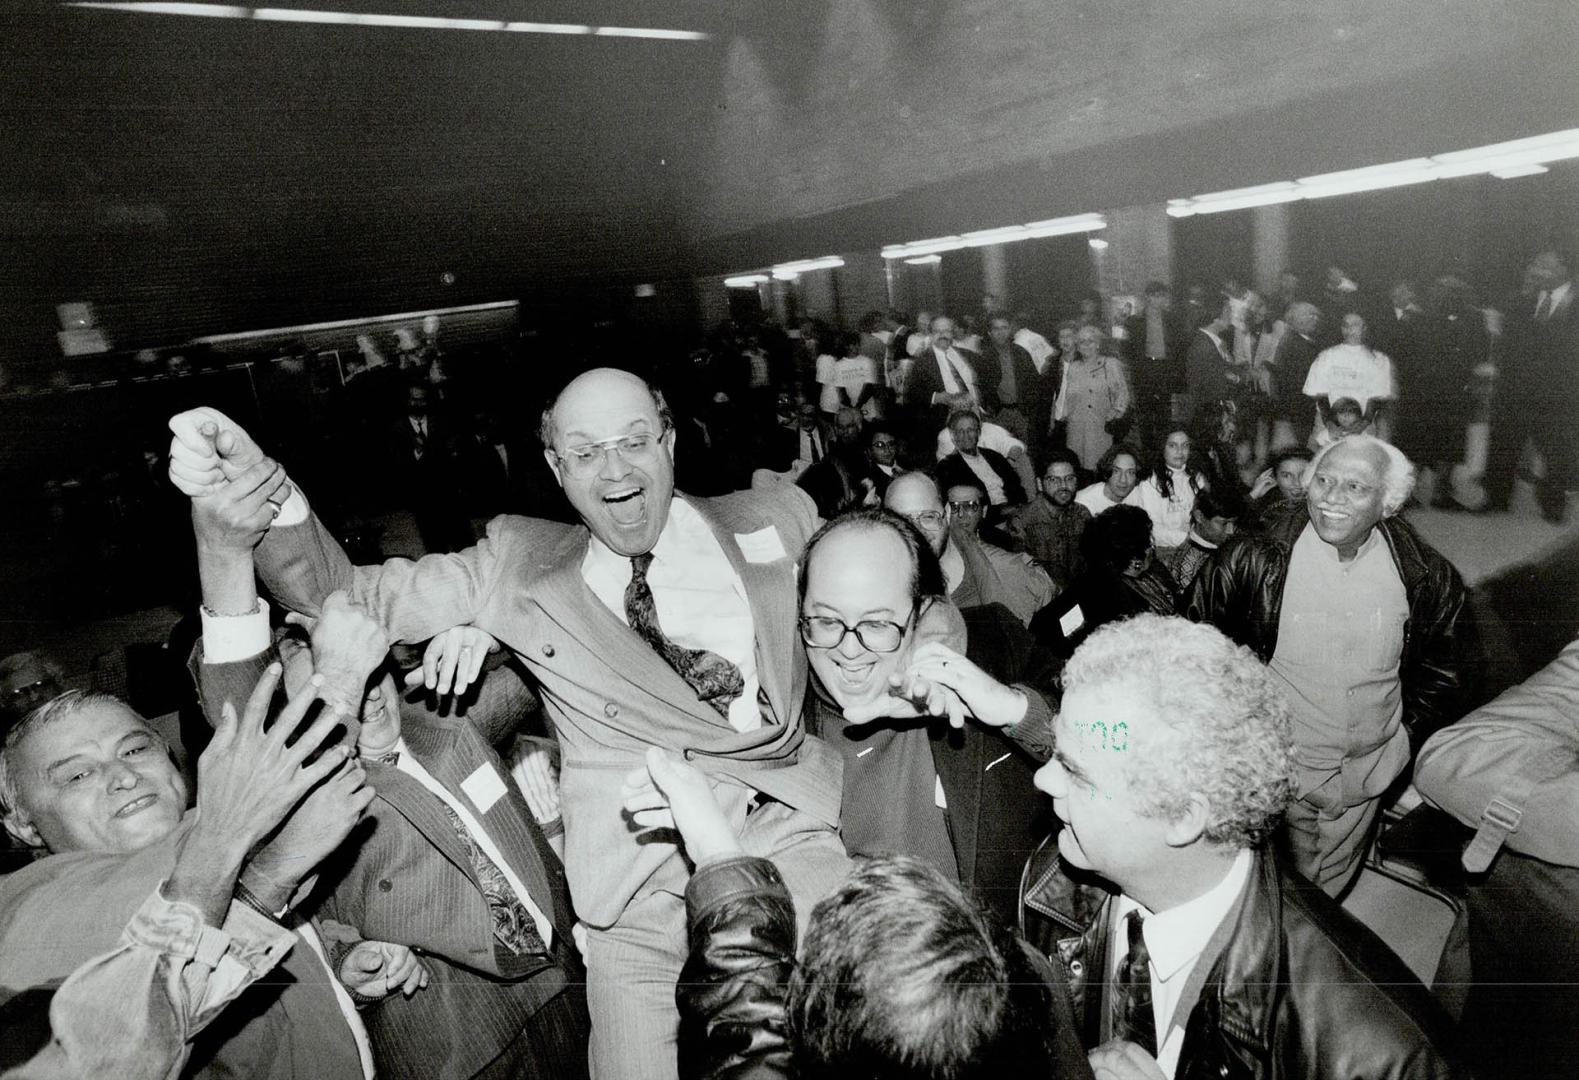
[255,488,509,643]
[1415,637,1579,866]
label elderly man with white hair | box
[1183,434,1475,897]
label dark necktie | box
[1535,292,1553,322]
[1113,909,1158,1055]
[439,803,547,957]
[625,552,745,719]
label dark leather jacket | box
[1183,505,1476,752]
[1019,842,1470,1080]
[680,855,1094,1080]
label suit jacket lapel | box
[530,521,725,729]
[684,495,795,725]
[365,760,473,881]
[400,719,561,930]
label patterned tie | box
[625,552,745,719]
[1113,909,1158,1055]
[439,803,547,957]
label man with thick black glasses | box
[797,507,1055,926]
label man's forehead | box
[555,376,658,433]
[805,530,909,598]
[1057,685,1144,761]
[19,703,151,763]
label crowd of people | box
[0,243,1575,1080]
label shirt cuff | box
[200,599,272,664]
[272,484,310,527]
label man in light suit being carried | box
[169,369,922,1079]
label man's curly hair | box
[1063,614,1297,848]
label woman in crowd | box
[1247,445,1313,528]
[1054,324,1131,470]
[1135,427,1207,551]
[1303,311,1396,444]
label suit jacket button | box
[378,879,393,893]
[542,644,555,657]
[604,702,619,718]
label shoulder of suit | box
[692,486,818,544]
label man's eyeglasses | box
[552,429,666,476]
[947,499,983,512]
[799,615,910,653]
[902,509,946,529]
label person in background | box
[1134,428,1205,552]
[1247,446,1312,528]
[1160,486,1244,593]
[1304,313,1396,444]
[936,409,1027,518]
[1123,282,1188,454]
[1025,615,1468,1080]
[982,314,1051,458]
[1056,325,1131,471]
[862,422,904,499]
[885,472,1052,627]
[1268,301,1324,448]
[1074,444,1144,517]
[1031,504,1177,657]
[1410,277,1488,510]
[1007,448,1091,596]
[797,407,877,519]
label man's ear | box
[663,427,678,464]
[542,450,564,489]
[1163,792,1211,848]
[4,811,44,850]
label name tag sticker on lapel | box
[735,525,787,563]
[461,764,509,814]
[1059,605,1085,638]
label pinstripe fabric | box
[197,652,588,1079]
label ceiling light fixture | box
[67,3,709,39]
[771,256,845,275]
[1490,163,1551,179]
[882,213,1106,260]
[903,255,942,265]
[724,275,770,288]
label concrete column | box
[1097,203,1173,300]
[980,244,1009,307]
[697,277,732,330]
[1252,203,1291,294]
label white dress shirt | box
[1110,849,1253,1079]
[582,497,763,733]
[1014,327,1056,373]
[930,346,980,402]
[391,738,554,948]
[935,419,1025,461]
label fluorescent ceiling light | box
[771,269,800,281]
[771,256,844,274]
[1088,238,1109,250]
[67,3,707,38]
[883,214,1106,259]
[71,2,246,13]
[595,26,708,41]
[724,275,769,287]
[903,255,942,265]
[1491,163,1550,179]
[505,21,591,34]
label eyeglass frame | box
[947,498,984,512]
[798,605,918,654]
[550,425,670,476]
[899,508,947,529]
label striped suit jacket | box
[254,488,845,928]
[198,652,582,1080]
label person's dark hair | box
[1095,442,1143,482]
[537,371,673,451]
[1266,446,1313,477]
[1149,430,1202,501]
[1042,447,1081,477]
[799,509,946,609]
[788,855,1069,1080]
[1193,486,1244,522]
[1081,504,1153,575]
[1144,280,1170,298]
[858,310,886,334]
[945,478,987,504]
[836,331,862,357]
[866,422,899,448]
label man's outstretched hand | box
[619,747,742,866]
[168,407,267,497]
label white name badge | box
[1059,604,1086,638]
[735,525,787,563]
[461,763,509,814]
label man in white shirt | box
[1026,615,1467,1080]
[1074,445,1144,517]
